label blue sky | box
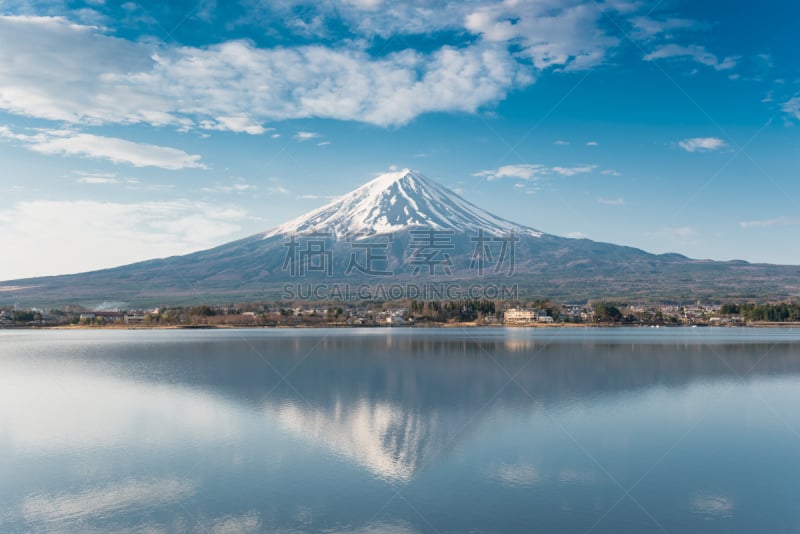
[1,0,799,280]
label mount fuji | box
[263,169,541,239]
[2,169,799,306]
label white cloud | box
[629,16,699,39]
[317,141,331,146]
[201,182,257,194]
[0,126,206,169]
[465,1,620,71]
[600,169,621,176]
[35,134,207,169]
[343,0,384,10]
[77,176,118,184]
[782,97,800,120]
[598,197,624,205]
[678,137,727,153]
[199,115,270,135]
[475,163,596,181]
[738,216,798,229]
[475,164,546,181]
[250,0,635,65]
[0,6,717,138]
[554,140,569,145]
[0,16,532,130]
[644,44,738,71]
[0,15,164,125]
[0,200,248,280]
[0,2,665,132]
[294,131,320,141]
[586,141,598,146]
[551,165,596,176]
[74,171,120,184]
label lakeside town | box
[2,300,799,329]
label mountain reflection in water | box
[2,328,800,533]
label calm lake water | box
[2,327,800,533]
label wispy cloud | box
[600,169,621,176]
[267,185,290,195]
[0,126,206,169]
[123,180,176,192]
[0,199,248,279]
[475,163,596,181]
[550,165,596,176]
[475,164,545,181]
[678,137,727,153]
[464,1,619,71]
[598,197,624,205]
[782,96,800,120]
[630,16,700,39]
[74,171,120,184]
[554,140,569,146]
[644,44,738,71]
[586,141,598,146]
[37,133,207,169]
[738,216,798,229]
[198,116,271,135]
[294,131,320,141]
[201,181,257,194]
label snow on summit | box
[263,169,543,238]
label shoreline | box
[5,321,800,331]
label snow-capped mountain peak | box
[263,169,542,238]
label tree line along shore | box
[3,299,800,329]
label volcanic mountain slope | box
[2,169,799,306]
